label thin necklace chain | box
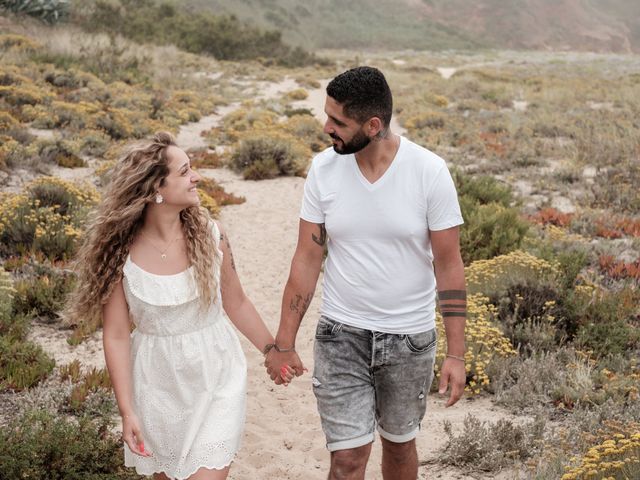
[140,230,182,260]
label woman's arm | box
[217,222,275,354]
[102,280,150,457]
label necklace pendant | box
[161,254,167,260]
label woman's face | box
[157,146,201,208]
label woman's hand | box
[122,414,152,457]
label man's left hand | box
[438,357,466,407]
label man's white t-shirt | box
[300,136,463,334]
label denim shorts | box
[312,316,437,452]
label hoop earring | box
[155,193,163,204]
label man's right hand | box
[264,349,305,385]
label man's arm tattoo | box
[311,224,327,247]
[438,290,467,318]
[289,292,313,323]
[220,233,236,271]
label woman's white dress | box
[122,224,247,479]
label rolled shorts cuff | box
[327,433,375,452]
[377,425,420,444]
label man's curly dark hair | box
[326,66,393,130]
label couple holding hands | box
[68,67,467,480]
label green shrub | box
[13,264,76,320]
[453,169,514,206]
[459,200,529,263]
[452,167,529,263]
[67,366,112,415]
[0,336,55,391]
[230,131,310,180]
[0,267,14,324]
[561,288,639,356]
[0,266,30,341]
[72,0,318,66]
[59,359,82,383]
[0,409,142,479]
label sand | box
[27,78,522,479]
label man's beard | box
[330,129,371,155]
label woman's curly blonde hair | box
[66,132,219,335]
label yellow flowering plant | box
[434,294,516,395]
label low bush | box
[495,284,561,355]
[0,177,99,259]
[0,270,30,341]
[564,288,639,357]
[38,137,85,167]
[466,250,559,297]
[561,432,640,480]
[198,177,245,207]
[286,88,308,100]
[489,349,639,413]
[283,114,327,152]
[0,409,142,479]
[440,414,545,472]
[0,267,13,324]
[66,366,112,415]
[0,336,55,392]
[230,130,310,180]
[453,170,529,263]
[12,262,76,321]
[188,149,223,168]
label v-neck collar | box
[351,136,404,191]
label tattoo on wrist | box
[311,224,327,247]
[439,291,467,319]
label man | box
[264,66,467,480]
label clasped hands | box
[264,349,305,386]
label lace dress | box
[122,225,247,479]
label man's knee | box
[381,437,417,465]
[330,445,370,478]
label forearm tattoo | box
[438,290,467,318]
[311,224,327,247]
[220,233,236,271]
[289,292,313,323]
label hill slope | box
[185,0,640,53]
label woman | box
[67,132,291,479]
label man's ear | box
[366,117,383,137]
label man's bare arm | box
[265,219,326,381]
